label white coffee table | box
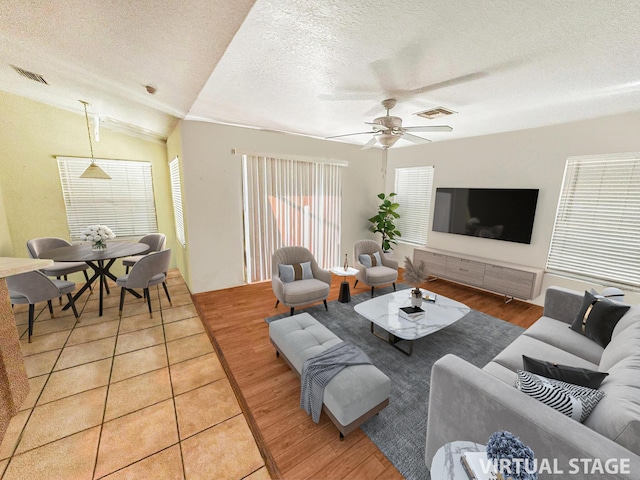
[354,289,471,355]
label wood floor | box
[193,272,543,479]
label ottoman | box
[269,312,390,437]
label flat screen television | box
[432,188,539,244]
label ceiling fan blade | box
[402,125,453,133]
[402,133,432,145]
[326,131,376,139]
[360,137,378,150]
[364,122,389,132]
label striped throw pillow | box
[359,251,381,268]
[278,261,313,283]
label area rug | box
[266,285,525,480]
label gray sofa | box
[426,286,640,479]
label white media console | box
[413,247,544,301]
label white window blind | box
[242,154,342,283]
[547,154,640,288]
[57,157,158,241]
[169,157,186,247]
[394,166,434,245]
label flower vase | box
[411,289,422,307]
[92,242,107,251]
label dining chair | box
[27,237,92,291]
[122,233,166,273]
[116,249,172,318]
[7,270,80,342]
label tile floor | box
[0,270,270,479]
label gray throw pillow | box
[515,370,604,423]
[570,290,630,347]
[522,355,608,389]
[359,251,381,268]
[278,261,313,283]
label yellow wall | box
[0,180,13,257]
[0,91,176,279]
[166,122,191,286]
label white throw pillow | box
[278,261,313,283]
[359,251,381,268]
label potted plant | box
[403,256,429,307]
[368,192,401,252]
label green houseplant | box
[368,192,401,252]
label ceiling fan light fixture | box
[79,100,111,180]
[376,133,400,149]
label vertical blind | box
[394,166,434,245]
[57,157,158,241]
[242,154,342,283]
[169,157,186,247]
[546,154,640,287]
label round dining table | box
[40,241,149,316]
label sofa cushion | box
[515,370,604,423]
[611,305,640,339]
[282,278,330,306]
[522,355,608,389]
[570,290,630,347]
[491,334,599,374]
[365,265,397,285]
[600,321,640,371]
[583,356,640,455]
[359,252,381,268]
[524,317,604,365]
[279,261,313,283]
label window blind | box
[242,154,342,283]
[57,157,158,241]
[547,154,640,287]
[394,166,434,245]
[169,157,186,247]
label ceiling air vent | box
[10,65,49,85]
[415,107,456,120]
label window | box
[241,154,343,283]
[169,157,186,247]
[547,153,640,288]
[394,166,435,245]
[57,157,158,241]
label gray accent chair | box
[271,246,332,316]
[122,233,166,273]
[7,270,79,342]
[116,249,172,318]
[353,239,398,297]
[26,237,91,288]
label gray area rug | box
[266,285,524,480]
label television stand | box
[413,247,543,301]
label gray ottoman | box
[269,312,390,437]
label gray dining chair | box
[7,270,79,342]
[116,249,172,318]
[121,233,166,273]
[27,237,92,291]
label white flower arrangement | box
[80,225,116,250]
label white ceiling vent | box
[10,65,49,85]
[415,107,456,120]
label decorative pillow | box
[515,370,604,423]
[522,355,608,389]
[278,261,313,283]
[569,290,630,347]
[359,251,381,268]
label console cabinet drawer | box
[414,250,446,277]
[484,264,535,299]
[445,257,485,286]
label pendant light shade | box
[79,100,111,179]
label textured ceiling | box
[2,1,640,146]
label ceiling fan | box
[327,98,452,150]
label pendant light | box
[79,100,110,179]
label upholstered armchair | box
[353,239,398,297]
[271,246,332,316]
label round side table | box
[330,266,358,303]
[430,441,485,479]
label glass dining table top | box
[39,241,149,261]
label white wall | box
[180,121,384,294]
[388,111,640,305]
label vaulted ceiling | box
[2,1,640,147]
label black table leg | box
[338,280,351,303]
